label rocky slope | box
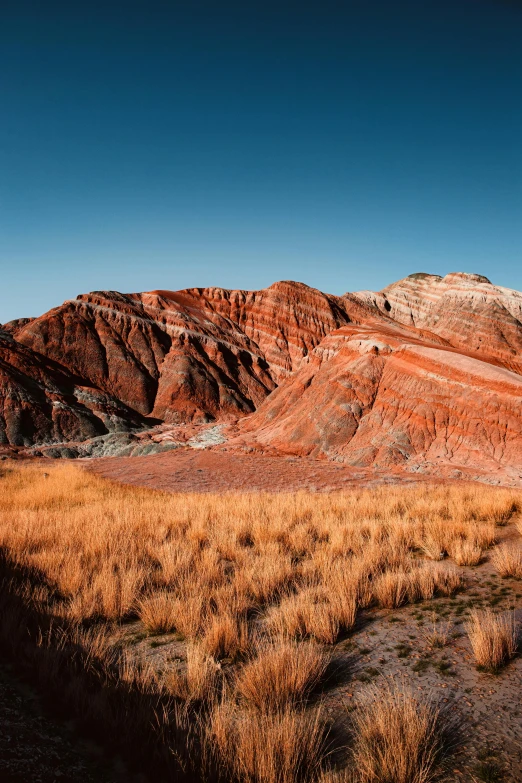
[352,272,522,375]
[1,272,522,479]
[0,329,146,449]
[238,319,522,479]
[1,282,353,447]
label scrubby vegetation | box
[0,462,520,782]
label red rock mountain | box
[2,273,522,479]
[1,282,350,446]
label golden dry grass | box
[0,462,520,782]
[446,539,483,566]
[423,619,450,650]
[236,639,329,711]
[137,590,179,634]
[208,701,328,783]
[1,464,513,638]
[166,642,223,704]
[465,609,519,672]
[491,542,522,579]
[351,680,446,783]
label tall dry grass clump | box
[373,569,408,609]
[236,639,329,711]
[465,609,519,671]
[351,680,446,783]
[491,542,522,579]
[208,700,328,783]
[166,642,222,704]
[137,590,179,634]
[267,588,342,645]
[446,538,483,566]
[202,611,250,661]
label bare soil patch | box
[86,448,477,494]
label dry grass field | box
[1,462,521,782]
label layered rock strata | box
[1,272,521,480]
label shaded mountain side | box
[0,331,148,448]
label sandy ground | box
[87,448,464,493]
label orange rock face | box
[2,272,522,482]
[352,272,522,375]
[239,319,522,478]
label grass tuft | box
[465,609,519,672]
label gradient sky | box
[1,0,521,323]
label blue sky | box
[1,0,521,322]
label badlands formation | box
[1,272,522,485]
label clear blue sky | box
[1,0,521,323]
